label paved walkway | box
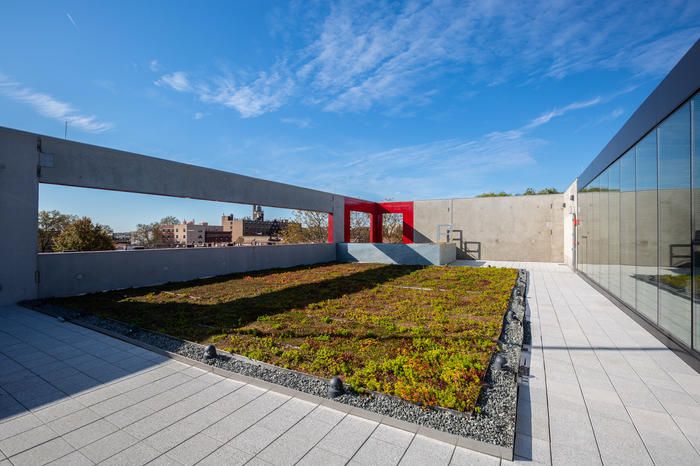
[0,261,698,465]
[454,260,700,466]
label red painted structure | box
[328,198,414,243]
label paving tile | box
[100,441,161,465]
[33,397,86,423]
[203,391,287,443]
[256,409,343,465]
[79,430,138,463]
[0,413,43,441]
[8,437,75,466]
[449,446,500,465]
[370,423,415,447]
[399,434,454,465]
[62,419,119,449]
[627,407,700,466]
[514,433,551,465]
[47,407,101,435]
[164,432,223,465]
[588,412,652,466]
[550,444,602,466]
[0,424,58,457]
[194,444,252,465]
[673,414,700,452]
[315,415,377,458]
[45,450,94,466]
[349,437,411,466]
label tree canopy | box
[53,217,115,252]
[38,210,78,252]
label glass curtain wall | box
[577,92,698,353]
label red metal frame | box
[332,198,414,243]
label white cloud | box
[193,112,205,120]
[523,97,602,130]
[0,74,113,133]
[66,13,78,31]
[149,59,162,72]
[153,1,700,117]
[198,70,294,118]
[280,117,311,128]
[155,71,191,92]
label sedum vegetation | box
[54,263,517,412]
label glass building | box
[577,41,700,356]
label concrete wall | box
[413,194,565,262]
[0,126,352,305]
[38,244,336,298]
[336,243,456,265]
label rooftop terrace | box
[1,262,698,465]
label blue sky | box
[2,1,699,231]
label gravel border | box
[28,268,528,455]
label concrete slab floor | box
[0,260,697,465]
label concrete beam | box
[0,126,338,213]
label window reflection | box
[635,131,658,324]
[658,103,691,345]
[609,161,621,298]
[620,150,636,309]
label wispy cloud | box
[156,68,294,118]
[280,117,311,128]
[153,1,700,117]
[66,13,79,31]
[155,71,191,92]
[523,97,602,131]
[149,59,162,72]
[193,112,206,120]
[246,96,599,199]
[0,73,113,133]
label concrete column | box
[370,212,383,243]
[0,128,39,305]
[328,195,345,243]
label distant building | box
[169,220,207,246]
[112,232,132,249]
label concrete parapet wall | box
[413,195,565,263]
[336,243,456,265]
[37,244,336,298]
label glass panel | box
[578,185,589,276]
[636,131,658,323]
[591,176,600,283]
[609,161,621,298]
[599,170,609,290]
[658,103,691,345]
[694,95,700,349]
[620,150,636,308]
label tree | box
[349,211,370,243]
[536,187,560,194]
[132,222,163,248]
[53,217,115,252]
[280,210,328,243]
[159,216,180,225]
[38,210,77,252]
[476,191,512,197]
[523,187,537,195]
[382,213,403,243]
